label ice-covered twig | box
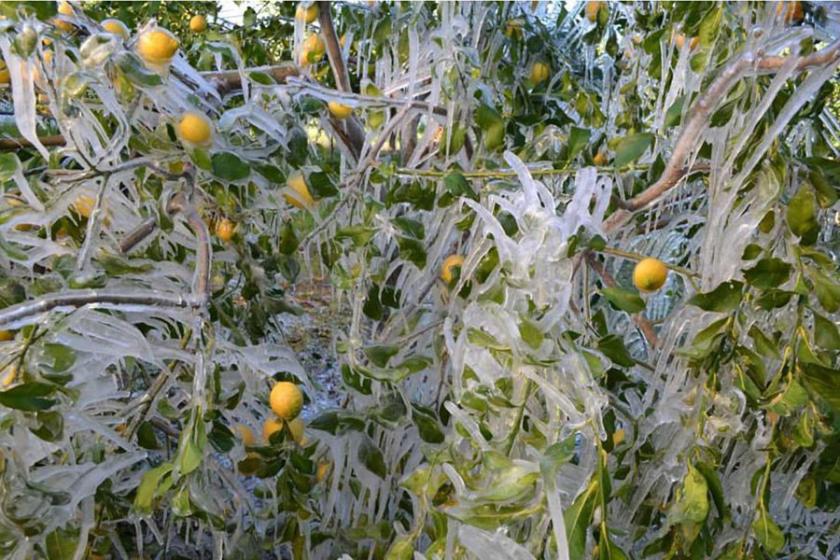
[0,290,199,329]
[318,1,366,157]
[604,39,840,234]
[585,252,659,349]
[119,217,158,254]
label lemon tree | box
[0,1,838,559]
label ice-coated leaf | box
[613,133,653,168]
[688,280,743,312]
[601,286,645,313]
[752,508,785,554]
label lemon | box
[674,33,699,51]
[585,0,604,22]
[530,62,549,84]
[136,28,179,65]
[287,417,305,444]
[0,330,13,342]
[441,254,465,284]
[296,3,319,24]
[328,101,352,119]
[632,257,668,292]
[612,428,625,446]
[315,460,331,482]
[214,217,235,242]
[236,424,256,446]
[262,417,284,442]
[504,19,523,39]
[299,33,325,66]
[190,15,207,33]
[593,151,608,166]
[43,50,54,66]
[73,194,96,218]
[177,111,213,146]
[102,18,129,39]
[1,365,16,388]
[285,173,315,209]
[0,60,9,85]
[269,381,303,420]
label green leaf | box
[766,379,809,416]
[800,362,840,412]
[443,171,475,200]
[412,403,445,444]
[0,277,26,308]
[208,421,234,453]
[45,528,78,560]
[807,266,840,313]
[0,153,21,182]
[40,343,76,373]
[540,435,577,480]
[564,479,599,559]
[673,464,709,525]
[601,286,646,313]
[115,52,163,87]
[31,410,63,442]
[813,312,840,350]
[364,345,399,368]
[613,133,654,168]
[688,280,743,312]
[177,409,206,475]
[211,152,250,182]
[567,127,591,161]
[694,462,728,522]
[134,462,173,514]
[341,364,372,395]
[363,285,383,321]
[787,184,819,243]
[748,325,780,359]
[597,334,635,367]
[397,236,427,268]
[0,382,56,411]
[752,508,784,554]
[137,421,159,450]
[308,171,339,198]
[358,435,387,478]
[664,95,686,128]
[743,258,791,290]
[518,320,544,350]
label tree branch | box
[585,252,659,349]
[604,39,840,234]
[317,0,366,158]
[0,290,199,329]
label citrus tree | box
[0,1,838,559]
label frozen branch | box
[317,0,367,158]
[604,39,840,234]
[0,290,199,329]
[167,193,212,305]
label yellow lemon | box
[214,217,235,242]
[287,417,305,444]
[177,111,213,146]
[299,33,325,66]
[674,33,699,51]
[593,151,608,166]
[505,19,523,39]
[236,424,256,446]
[285,173,316,209]
[43,50,54,66]
[0,60,9,85]
[136,28,179,65]
[296,3,319,24]
[269,381,303,421]
[612,428,625,446]
[530,62,549,84]
[72,194,96,218]
[585,0,604,22]
[262,417,284,442]
[441,254,465,284]
[190,15,207,33]
[632,257,668,292]
[315,460,331,482]
[0,330,13,342]
[102,18,129,39]
[2,365,17,387]
[328,101,352,119]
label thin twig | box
[119,217,158,254]
[317,0,366,157]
